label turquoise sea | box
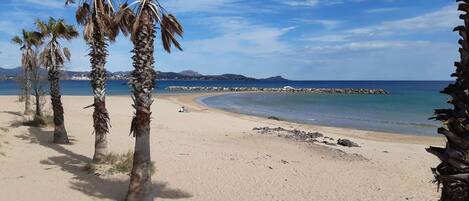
[0,80,450,136]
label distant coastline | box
[0,67,288,81]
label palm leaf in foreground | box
[427,1,469,200]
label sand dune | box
[0,95,444,201]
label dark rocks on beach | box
[166,86,388,95]
[252,127,361,149]
[337,139,360,147]
[267,116,281,121]
[252,127,368,161]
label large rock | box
[337,139,360,147]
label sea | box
[0,80,451,136]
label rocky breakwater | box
[166,86,388,94]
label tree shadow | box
[24,126,192,200]
[0,111,23,117]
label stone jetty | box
[166,86,388,94]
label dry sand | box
[0,94,445,201]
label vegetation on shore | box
[84,151,156,176]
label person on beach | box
[179,106,187,113]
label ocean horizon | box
[0,79,450,136]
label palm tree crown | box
[12,29,43,72]
[36,17,78,69]
[117,0,184,52]
[66,0,121,42]
[12,29,44,115]
[11,29,43,49]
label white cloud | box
[305,34,350,42]
[161,0,238,13]
[365,7,400,13]
[305,40,431,53]
[283,0,319,7]
[304,4,458,45]
[349,5,458,36]
[282,0,364,7]
[14,0,64,9]
[296,19,342,29]
[185,17,292,55]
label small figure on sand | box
[178,106,188,113]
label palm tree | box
[36,17,79,144]
[427,2,469,200]
[11,30,43,116]
[117,1,183,200]
[66,0,121,163]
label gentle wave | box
[308,114,438,128]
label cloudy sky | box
[0,0,461,80]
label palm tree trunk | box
[89,15,110,163]
[126,8,156,201]
[33,67,43,117]
[24,67,32,115]
[49,68,69,144]
[35,88,43,117]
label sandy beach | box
[0,94,444,201]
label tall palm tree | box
[427,1,469,200]
[65,0,121,163]
[36,17,79,144]
[11,30,43,115]
[117,1,183,200]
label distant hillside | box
[0,67,289,81]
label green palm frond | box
[11,35,23,46]
[36,17,79,41]
[35,19,49,36]
[36,17,78,69]
[12,29,44,48]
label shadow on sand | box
[1,111,23,117]
[16,126,192,200]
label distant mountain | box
[261,76,289,81]
[179,70,201,77]
[0,67,290,81]
[0,67,22,77]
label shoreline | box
[0,93,444,146]
[157,92,444,146]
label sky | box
[0,0,462,80]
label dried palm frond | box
[123,0,184,52]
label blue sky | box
[0,0,461,80]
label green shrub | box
[85,151,156,176]
[21,115,54,128]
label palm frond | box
[11,36,23,45]
[36,17,78,69]
[76,3,91,25]
[35,19,49,36]
[63,47,71,61]
[113,2,135,37]
[65,0,76,6]
[161,14,183,52]
[124,0,184,52]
